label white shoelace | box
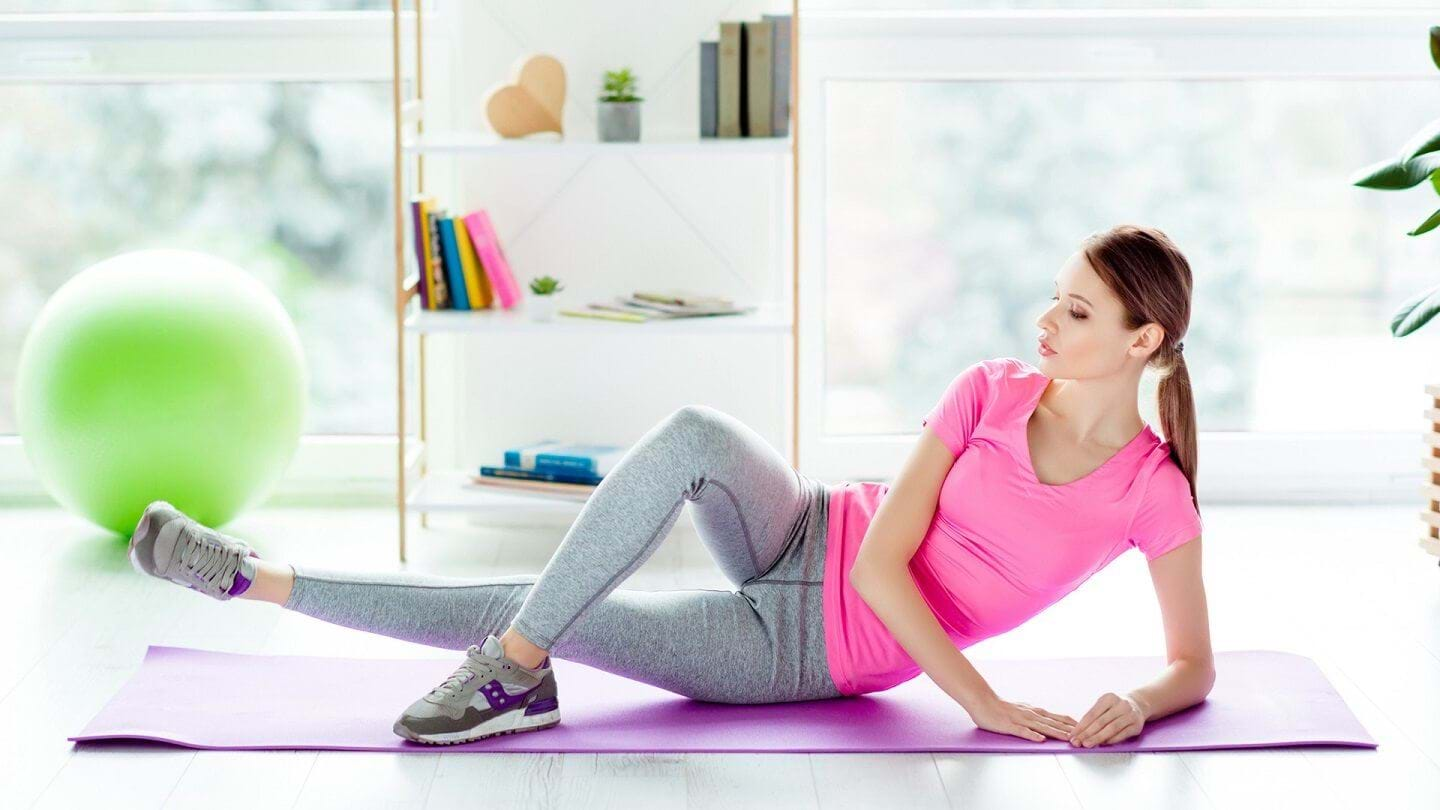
[430,645,500,699]
[177,524,247,595]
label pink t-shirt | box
[822,356,1204,695]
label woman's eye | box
[1051,296,1086,319]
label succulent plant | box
[529,275,565,295]
[599,68,642,103]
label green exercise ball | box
[15,248,308,536]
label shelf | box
[402,132,793,157]
[404,303,792,335]
[408,469,592,515]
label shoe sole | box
[393,707,562,746]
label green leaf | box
[1391,281,1440,337]
[1402,117,1440,159]
[1408,207,1440,236]
[1350,151,1440,189]
[1431,26,1440,72]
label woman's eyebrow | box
[1053,281,1093,307]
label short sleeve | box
[1127,460,1203,561]
[920,359,996,457]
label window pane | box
[824,78,1440,436]
[0,82,394,435]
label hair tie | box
[1175,341,1185,355]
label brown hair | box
[1080,224,1199,518]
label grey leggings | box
[282,404,845,704]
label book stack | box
[409,195,524,311]
[559,290,757,324]
[468,441,627,502]
[700,14,792,139]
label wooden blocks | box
[1423,383,1440,559]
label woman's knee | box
[660,404,739,452]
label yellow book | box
[451,215,492,308]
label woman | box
[129,223,1212,748]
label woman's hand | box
[967,695,1078,742]
[1068,691,1146,747]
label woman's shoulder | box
[971,356,1043,385]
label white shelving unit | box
[387,1,801,561]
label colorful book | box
[451,215,492,308]
[462,209,522,309]
[408,196,432,309]
[436,217,471,310]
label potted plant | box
[597,67,642,142]
[1350,26,1440,337]
[527,275,565,322]
[1350,26,1440,563]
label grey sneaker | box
[128,500,259,600]
[393,634,561,745]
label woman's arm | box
[850,428,1075,741]
[1070,536,1216,746]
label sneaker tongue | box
[479,634,505,661]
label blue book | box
[532,443,626,476]
[437,217,471,310]
[504,440,563,469]
[504,441,625,476]
[479,465,604,486]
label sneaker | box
[128,499,259,601]
[393,634,561,745]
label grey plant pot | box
[597,101,642,142]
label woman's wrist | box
[1125,689,1153,721]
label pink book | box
[462,209,523,310]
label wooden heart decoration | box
[484,54,566,138]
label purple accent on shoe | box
[227,570,253,597]
[478,679,537,710]
[525,697,559,715]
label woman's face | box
[1035,251,1152,374]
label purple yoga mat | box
[69,646,1375,753]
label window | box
[799,7,1437,497]
[0,5,413,498]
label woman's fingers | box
[1076,712,1130,747]
[1072,704,1124,744]
[1019,709,1073,740]
[1012,723,1045,742]
[1034,708,1079,727]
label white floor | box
[4,500,1439,809]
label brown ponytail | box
[1081,225,1200,518]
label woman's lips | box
[1038,339,1057,356]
